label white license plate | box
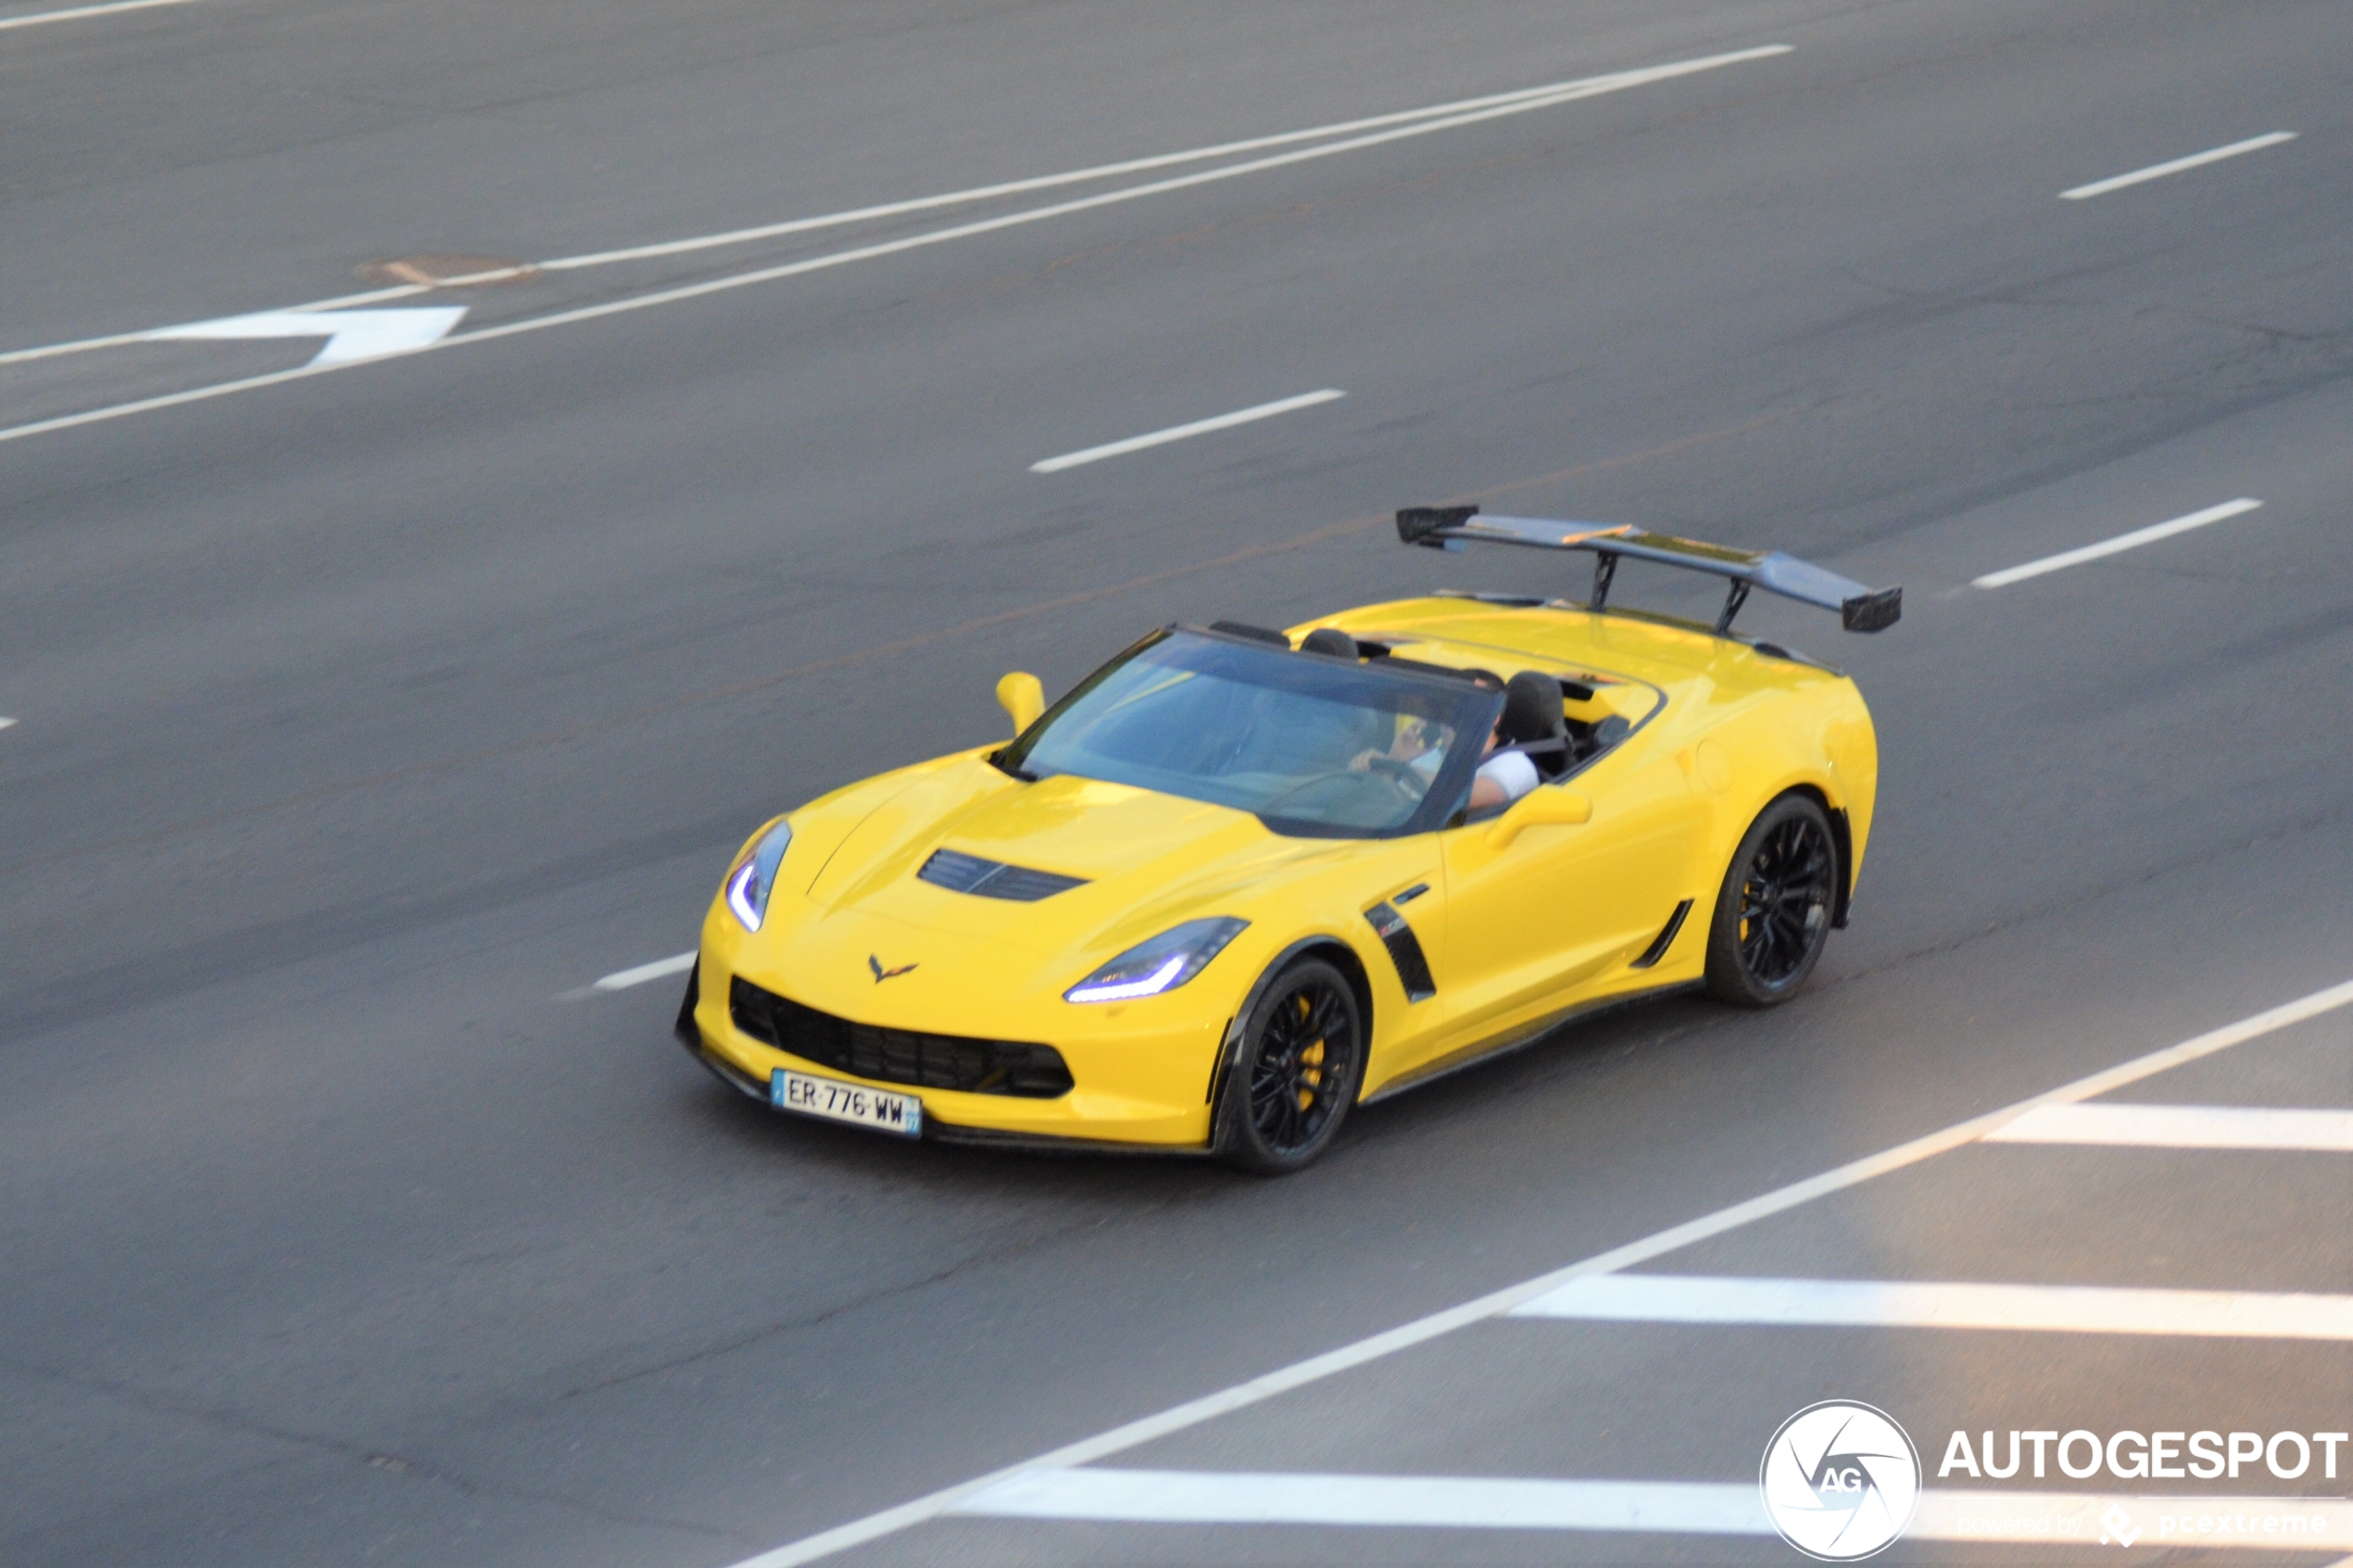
[770,1068,923,1137]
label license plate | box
[770,1068,923,1138]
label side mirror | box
[1484,788,1592,850]
[996,671,1045,735]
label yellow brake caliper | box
[1295,996,1324,1110]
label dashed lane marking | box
[1989,1102,2353,1151]
[713,975,2353,1567]
[593,950,695,993]
[1030,390,1344,472]
[2062,132,2297,200]
[1971,498,2261,587]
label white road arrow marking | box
[144,307,467,367]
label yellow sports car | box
[674,508,1898,1172]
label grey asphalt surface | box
[3,1,2349,1564]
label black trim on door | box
[1629,899,1694,969]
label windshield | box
[998,631,1502,836]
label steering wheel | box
[1359,754,1431,798]
[1260,762,1427,822]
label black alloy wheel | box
[1212,958,1363,1173]
[1703,794,1840,1007]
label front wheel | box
[1212,958,1364,1173]
[1704,794,1840,1007]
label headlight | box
[1064,917,1248,1003]
[722,820,794,932]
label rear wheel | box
[1212,958,1363,1173]
[1704,794,1840,1007]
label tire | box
[1704,793,1841,1007]
[1211,958,1364,1173]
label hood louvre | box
[917,847,1089,902]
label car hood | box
[725,756,1416,1032]
[795,759,1338,955]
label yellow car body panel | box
[684,596,1880,1149]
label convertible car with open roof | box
[673,508,1898,1171]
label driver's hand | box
[1349,748,1378,771]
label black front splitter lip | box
[674,1016,1206,1158]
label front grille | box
[916,847,1088,902]
[728,977,1073,1098]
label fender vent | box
[918,848,1088,901]
[1365,900,1436,1001]
[1629,898,1694,969]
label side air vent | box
[1365,901,1437,1002]
[917,847,1088,902]
[1629,898,1694,969]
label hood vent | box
[917,847,1088,902]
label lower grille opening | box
[729,977,1073,1098]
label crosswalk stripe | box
[717,975,2353,1568]
[1987,1102,2353,1151]
[956,1470,1766,1532]
[1511,1274,2353,1339]
[952,1470,2353,1550]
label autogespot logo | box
[1760,1400,1923,1561]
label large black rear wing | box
[1396,506,1901,634]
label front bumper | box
[674,951,1223,1149]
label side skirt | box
[1359,980,1702,1106]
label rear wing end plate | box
[1396,506,1901,633]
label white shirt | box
[1406,746,1540,804]
[1475,749,1541,803]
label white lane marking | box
[957,1471,1767,1533]
[0,717,15,731]
[0,46,1789,367]
[143,307,467,368]
[0,0,191,31]
[1971,498,2261,588]
[1989,1102,2353,1151]
[543,48,1792,273]
[1511,1274,2353,1339]
[957,1473,2353,1549]
[592,950,697,993]
[0,44,1794,443]
[3,44,1793,365]
[716,975,2353,1568]
[2061,132,2297,200]
[0,329,154,367]
[1030,390,1344,473]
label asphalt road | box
[2,1,2348,1564]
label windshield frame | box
[993,626,1503,839]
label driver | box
[1353,696,1538,813]
[1464,721,1540,812]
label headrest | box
[1208,620,1290,647]
[1500,671,1567,745]
[1298,628,1358,659]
